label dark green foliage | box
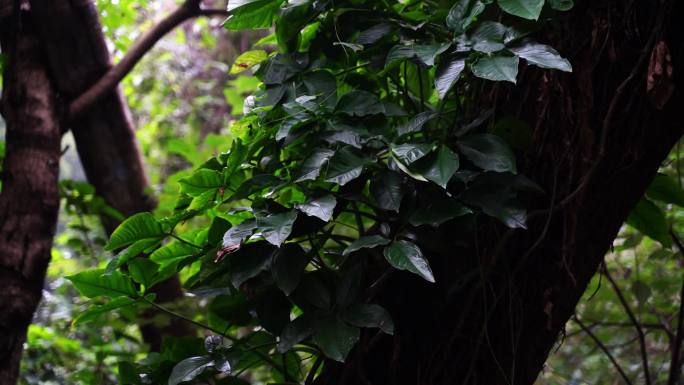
[77,0,574,383]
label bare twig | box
[574,316,634,385]
[68,0,229,118]
[603,266,652,385]
[667,230,684,385]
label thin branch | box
[68,0,229,118]
[603,266,652,385]
[574,316,634,385]
[668,230,684,385]
[142,298,296,382]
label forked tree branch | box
[68,0,229,118]
[603,265,652,385]
[574,317,634,385]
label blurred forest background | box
[1,0,681,384]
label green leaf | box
[397,111,438,136]
[435,58,466,99]
[647,173,684,207]
[222,219,257,249]
[335,91,384,116]
[391,143,434,165]
[343,235,391,256]
[278,315,314,353]
[313,317,360,362]
[272,244,309,295]
[106,212,165,251]
[231,244,277,287]
[497,0,544,20]
[470,21,507,53]
[230,50,268,74]
[409,198,472,227]
[303,70,337,107]
[276,0,314,52]
[342,304,394,335]
[110,238,162,269]
[168,356,215,385]
[509,41,572,72]
[383,241,435,282]
[208,217,232,246]
[210,293,252,325]
[632,280,652,304]
[295,148,335,182]
[179,169,224,197]
[471,55,519,83]
[356,23,392,45]
[548,0,573,11]
[256,211,298,246]
[128,258,160,288]
[626,198,671,247]
[371,171,405,212]
[414,44,451,66]
[73,297,138,326]
[447,0,486,32]
[150,241,198,268]
[457,134,517,173]
[413,146,460,188]
[326,147,371,186]
[385,45,416,67]
[295,194,337,222]
[67,269,137,298]
[491,116,533,151]
[224,0,283,30]
[256,289,292,335]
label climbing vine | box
[67,0,574,383]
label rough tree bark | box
[315,1,684,384]
[27,0,192,350]
[0,6,62,385]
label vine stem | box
[141,297,296,382]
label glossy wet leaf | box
[371,171,405,212]
[256,211,298,246]
[435,58,466,99]
[168,355,215,385]
[343,235,391,256]
[497,0,544,20]
[295,194,337,221]
[326,147,371,186]
[509,41,572,72]
[391,143,434,165]
[383,241,435,282]
[413,145,460,188]
[295,148,335,182]
[471,55,519,83]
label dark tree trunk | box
[26,0,193,351]
[0,7,62,385]
[316,1,684,385]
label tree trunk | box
[27,0,192,350]
[315,1,684,384]
[0,7,62,385]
